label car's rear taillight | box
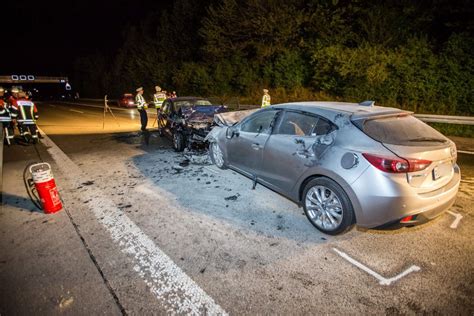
[362,153,431,173]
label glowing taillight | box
[362,153,431,173]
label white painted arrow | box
[447,211,463,229]
[333,248,421,286]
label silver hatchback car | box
[206,102,460,235]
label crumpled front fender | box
[204,126,225,142]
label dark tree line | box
[73,0,474,115]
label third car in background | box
[118,93,136,108]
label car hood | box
[183,105,227,123]
[213,109,259,126]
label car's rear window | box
[361,115,448,146]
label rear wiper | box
[407,137,446,143]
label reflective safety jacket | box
[153,92,166,108]
[135,93,147,110]
[0,98,12,123]
[10,98,39,123]
[261,94,271,108]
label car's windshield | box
[174,100,212,107]
[361,115,448,146]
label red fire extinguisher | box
[29,162,63,214]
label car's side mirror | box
[226,127,239,139]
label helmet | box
[263,89,269,93]
[136,87,143,92]
[0,86,4,92]
[155,85,161,92]
[11,87,19,93]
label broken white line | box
[39,128,227,315]
[69,109,84,114]
[447,211,463,229]
[333,248,421,286]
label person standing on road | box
[0,87,15,143]
[153,85,166,115]
[261,89,271,108]
[135,87,148,132]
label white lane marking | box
[69,109,84,114]
[333,248,421,286]
[39,128,227,315]
[458,150,474,155]
[204,166,220,174]
[447,211,463,229]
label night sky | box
[2,0,167,76]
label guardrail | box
[79,98,118,103]
[76,99,473,125]
[414,114,474,125]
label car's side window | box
[275,111,319,136]
[240,111,277,134]
[313,117,335,135]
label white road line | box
[69,109,84,114]
[447,211,463,229]
[333,248,421,286]
[458,150,474,155]
[38,128,227,315]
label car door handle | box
[251,143,261,150]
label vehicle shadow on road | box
[1,193,42,213]
[130,148,348,245]
[111,130,164,149]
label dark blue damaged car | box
[158,97,227,151]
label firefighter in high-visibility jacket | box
[0,87,14,144]
[261,89,271,108]
[153,85,166,114]
[9,88,39,140]
[135,87,148,131]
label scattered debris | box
[81,181,94,186]
[172,165,184,173]
[224,193,240,201]
[179,159,190,167]
[59,296,74,310]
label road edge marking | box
[333,248,421,286]
[38,127,227,315]
[447,211,463,229]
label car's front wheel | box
[209,142,227,169]
[173,132,185,152]
[302,177,354,235]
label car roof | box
[272,101,410,120]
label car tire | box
[302,177,354,235]
[173,131,185,152]
[209,142,227,169]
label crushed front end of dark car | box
[159,97,227,151]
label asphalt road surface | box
[1,101,473,315]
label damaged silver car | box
[206,102,460,235]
